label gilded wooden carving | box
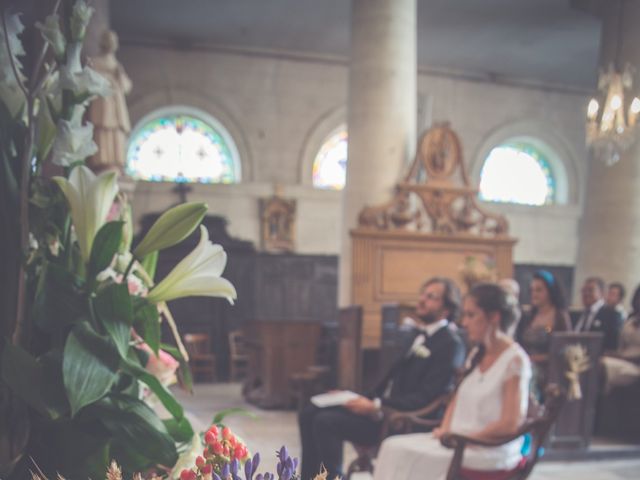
[358,123,509,237]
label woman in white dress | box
[373,283,532,480]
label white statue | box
[87,30,132,173]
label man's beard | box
[418,312,439,324]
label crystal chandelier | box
[586,64,640,165]
[586,0,640,166]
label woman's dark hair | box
[532,270,566,311]
[468,282,516,332]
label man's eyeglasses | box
[423,292,442,301]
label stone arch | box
[470,119,581,206]
[298,105,347,187]
[128,87,253,182]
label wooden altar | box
[352,124,517,347]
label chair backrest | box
[337,305,363,391]
[229,330,248,359]
[519,384,566,478]
[184,333,211,356]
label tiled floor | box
[173,383,640,479]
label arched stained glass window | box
[127,108,241,183]
[479,142,555,206]
[312,129,348,190]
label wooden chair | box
[344,393,452,479]
[440,384,566,480]
[184,333,216,382]
[228,329,249,381]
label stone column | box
[338,0,417,305]
[574,0,640,299]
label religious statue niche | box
[86,30,132,174]
[358,122,509,236]
[260,190,296,253]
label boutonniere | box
[411,344,431,359]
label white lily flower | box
[36,14,66,60]
[0,13,25,85]
[53,165,119,263]
[70,0,94,41]
[51,119,97,166]
[147,226,237,304]
[60,65,111,100]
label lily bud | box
[133,202,207,259]
[53,165,119,263]
[36,14,66,61]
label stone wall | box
[119,44,588,266]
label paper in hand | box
[310,390,359,408]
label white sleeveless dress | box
[373,343,532,480]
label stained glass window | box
[312,129,348,190]
[479,142,555,206]
[127,111,240,183]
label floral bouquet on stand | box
[0,2,240,478]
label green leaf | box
[32,262,85,333]
[163,416,195,443]
[63,323,120,416]
[94,283,133,357]
[211,407,256,425]
[121,356,184,421]
[133,299,160,355]
[92,394,178,468]
[36,418,111,480]
[140,250,158,282]
[40,349,71,419]
[88,221,123,281]
[1,341,47,415]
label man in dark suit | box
[574,276,624,351]
[298,277,466,480]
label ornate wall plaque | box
[260,188,296,252]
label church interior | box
[2,0,640,479]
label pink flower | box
[138,342,180,386]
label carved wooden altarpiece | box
[352,123,517,347]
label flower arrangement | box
[0,2,237,478]
[564,344,591,401]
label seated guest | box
[601,284,640,392]
[298,277,466,480]
[606,281,627,321]
[373,283,531,480]
[515,270,570,362]
[575,277,624,352]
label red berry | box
[222,426,231,439]
[209,425,219,437]
[201,464,213,475]
[204,431,216,445]
[213,441,224,455]
[180,470,195,480]
[223,445,230,457]
[234,445,245,459]
[228,435,237,447]
[196,456,206,468]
